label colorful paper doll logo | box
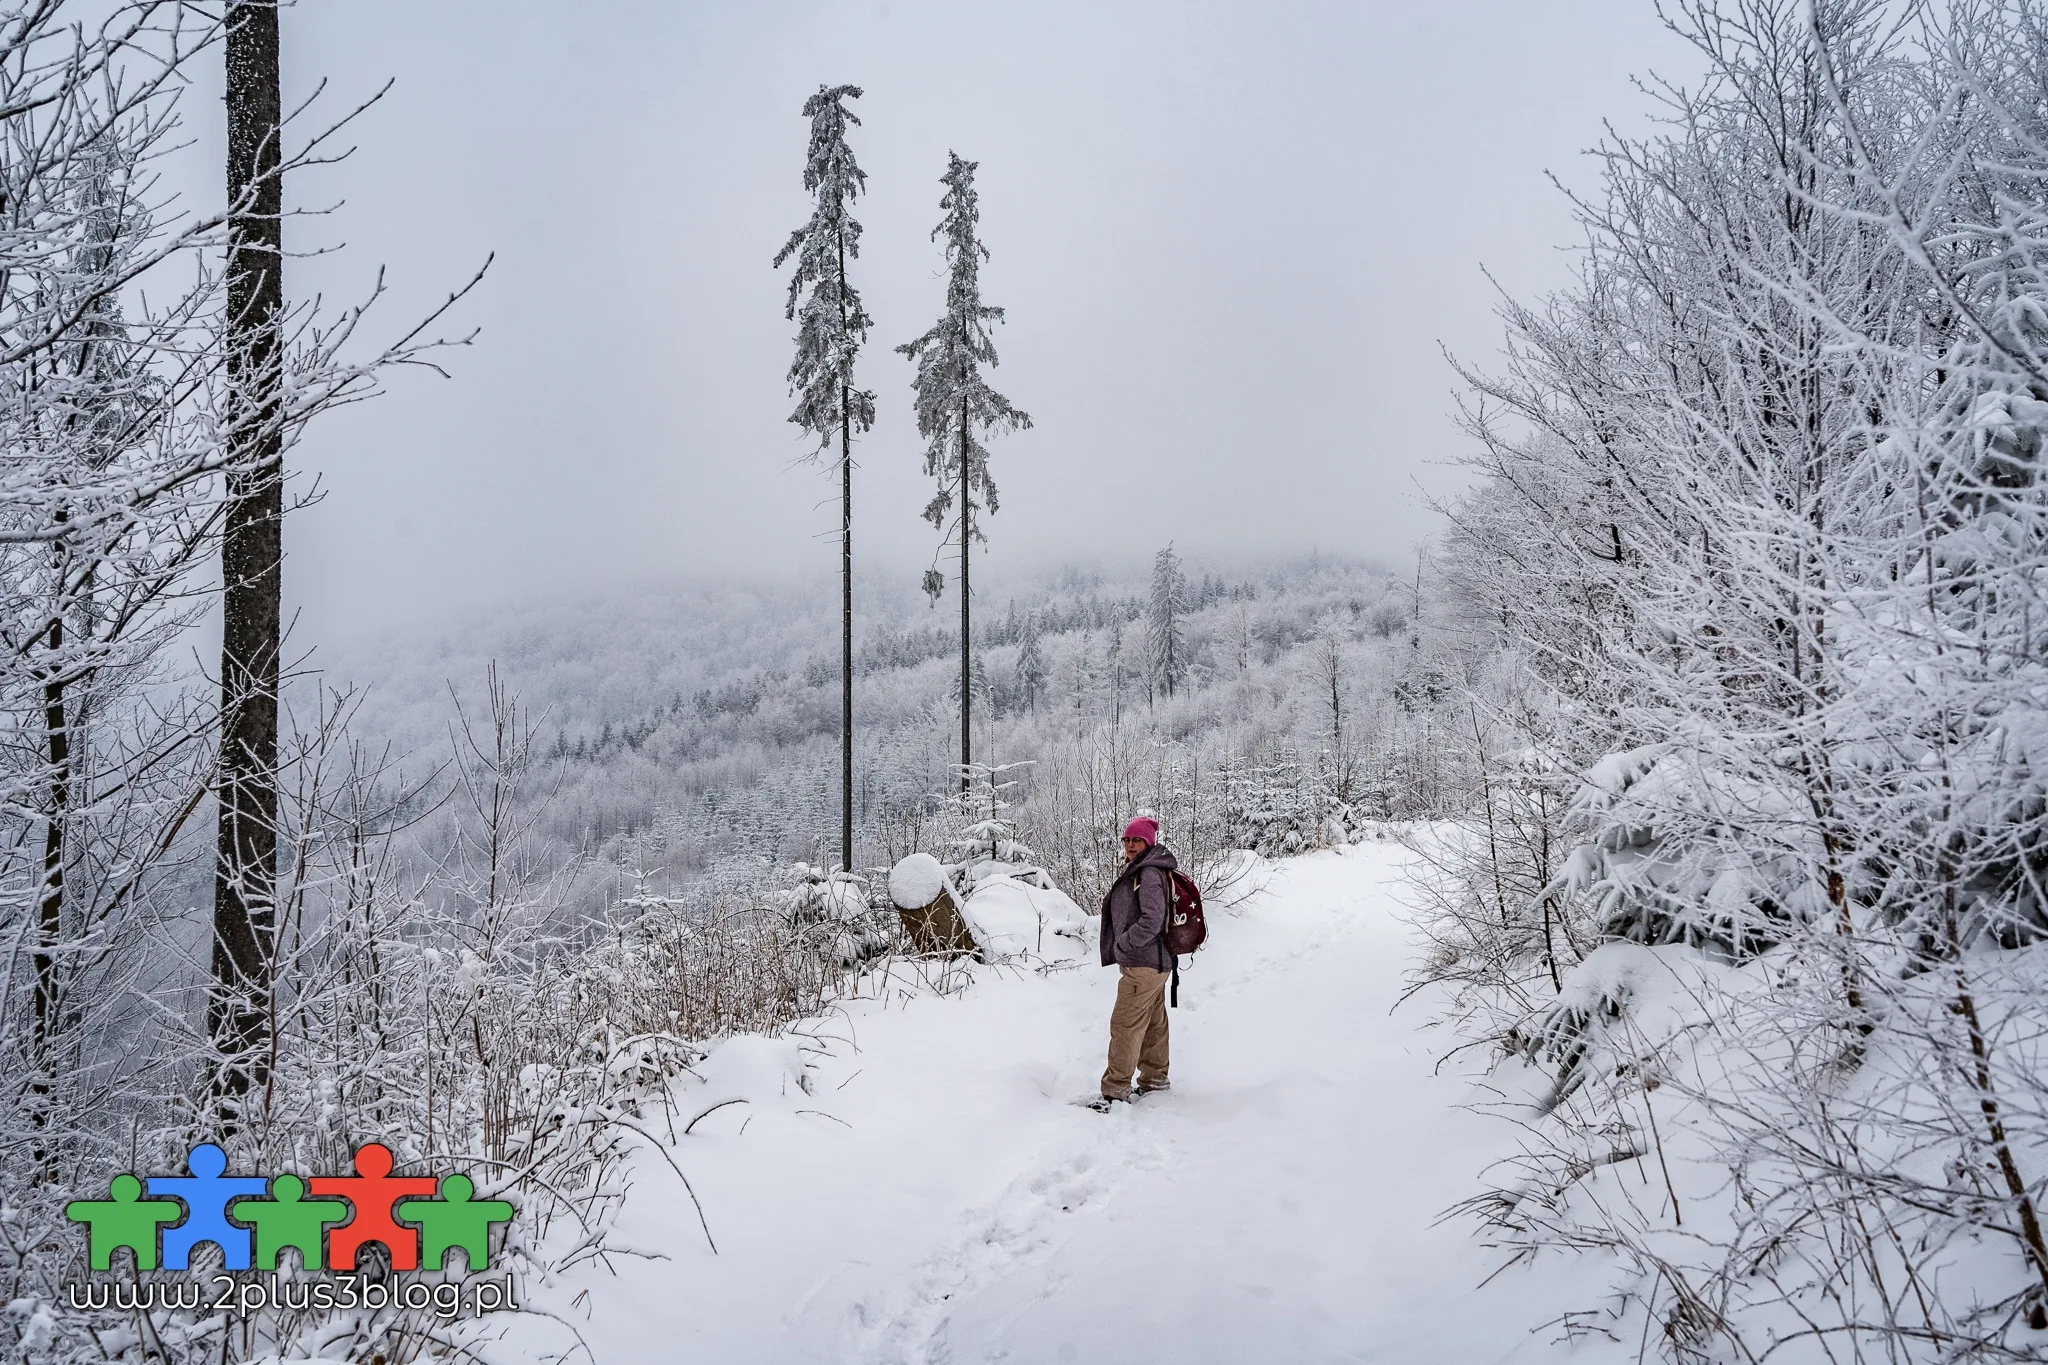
[65,1142,513,1274]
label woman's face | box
[1122,836,1148,862]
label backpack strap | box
[1160,868,1177,987]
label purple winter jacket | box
[1099,842,1177,971]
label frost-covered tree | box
[770,85,864,875]
[897,152,1031,788]
[1420,1,2048,1353]
[1230,600,1255,681]
[1064,629,1095,733]
[1305,618,1355,799]
[1106,615,1129,729]
[206,0,487,1115]
[2,112,222,1170]
[775,83,873,872]
[1016,610,1046,713]
[1147,544,1189,700]
[945,760,1038,873]
[970,650,994,763]
[0,2,499,1354]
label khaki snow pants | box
[1101,965,1170,1099]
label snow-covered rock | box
[693,1033,814,1100]
[954,873,1090,961]
[822,878,866,922]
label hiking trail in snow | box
[529,845,1608,1365]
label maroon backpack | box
[1162,867,1206,1007]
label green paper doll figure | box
[395,1174,515,1271]
[65,1175,183,1271]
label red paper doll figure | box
[310,1143,437,1270]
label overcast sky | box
[221,1,1694,643]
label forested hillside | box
[325,549,1450,915]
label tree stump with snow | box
[890,853,975,956]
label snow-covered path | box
[539,845,1597,1364]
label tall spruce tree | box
[1149,544,1189,700]
[1016,610,1047,713]
[898,153,1030,790]
[775,84,873,871]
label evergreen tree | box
[897,153,1031,789]
[1068,631,1095,732]
[1148,544,1189,699]
[1016,610,1047,712]
[775,83,874,871]
[970,652,995,768]
[1106,615,1127,730]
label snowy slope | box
[525,845,1608,1364]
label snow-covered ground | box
[530,844,1605,1364]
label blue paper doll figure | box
[147,1143,268,1270]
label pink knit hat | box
[1122,816,1159,845]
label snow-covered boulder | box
[693,1033,813,1100]
[959,859,1057,892]
[955,873,1090,962]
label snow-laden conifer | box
[1106,615,1129,729]
[897,153,1031,786]
[1016,610,1047,712]
[775,83,873,870]
[1148,544,1189,699]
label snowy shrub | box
[1511,941,1727,1110]
[1414,2,2048,1357]
[1223,746,1345,856]
[777,861,894,967]
[1547,744,1820,960]
[938,762,1053,889]
[1400,721,1582,1030]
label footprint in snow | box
[845,1130,1166,1365]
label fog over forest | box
[260,0,1694,640]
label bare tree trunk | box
[1945,895,2048,1314]
[958,398,971,793]
[29,600,69,1164]
[1329,662,1341,755]
[840,391,852,872]
[212,0,284,1114]
[830,214,855,875]
[32,597,66,1061]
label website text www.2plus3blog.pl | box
[63,1140,519,1321]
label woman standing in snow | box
[1094,816,1175,1106]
